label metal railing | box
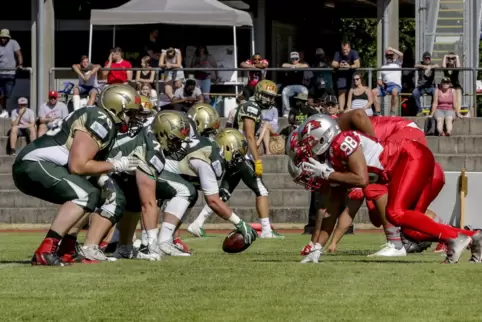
[50,66,481,115]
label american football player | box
[232,79,281,237]
[156,111,258,251]
[297,114,482,263]
[13,84,142,266]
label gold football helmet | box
[140,95,155,115]
[98,84,142,124]
[151,110,190,152]
[215,129,248,168]
[187,103,220,137]
[254,79,278,109]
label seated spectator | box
[280,93,316,138]
[8,97,35,156]
[256,106,279,155]
[373,47,403,115]
[346,72,374,116]
[281,51,309,117]
[332,42,360,112]
[159,47,184,100]
[170,79,203,112]
[442,52,463,110]
[136,56,156,90]
[323,95,340,118]
[412,52,438,115]
[37,90,69,137]
[72,55,100,110]
[190,45,219,102]
[138,82,158,106]
[240,53,269,102]
[103,47,133,85]
[429,77,461,136]
[308,78,335,109]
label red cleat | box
[434,242,447,253]
[173,237,192,254]
[31,238,65,266]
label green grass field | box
[1,232,482,321]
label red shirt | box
[105,59,132,84]
[245,59,269,87]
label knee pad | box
[164,197,190,221]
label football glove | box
[254,159,263,177]
[235,220,257,245]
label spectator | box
[8,97,35,156]
[170,79,203,112]
[332,41,360,112]
[442,52,463,110]
[240,53,269,100]
[72,55,100,110]
[373,47,403,115]
[284,93,318,134]
[429,77,461,136]
[190,45,219,102]
[159,47,184,100]
[305,48,333,91]
[138,82,158,106]
[144,29,161,67]
[323,94,340,117]
[256,106,279,155]
[346,72,374,116]
[0,29,23,118]
[37,90,69,137]
[308,78,335,109]
[412,52,439,115]
[281,51,309,117]
[136,56,156,91]
[103,47,133,85]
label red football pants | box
[385,141,472,242]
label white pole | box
[37,0,45,109]
[233,25,238,92]
[250,26,255,56]
[88,24,93,59]
[113,25,116,47]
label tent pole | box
[113,25,116,47]
[88,24,93,59]
[233,26,238,95]
[250,26,255,56]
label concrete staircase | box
[2,117,482,225]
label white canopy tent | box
[89,0,255,75]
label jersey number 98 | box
[340,136,358,156]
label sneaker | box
[173,237,192,254]
[300,244,322,264]
[99,241,119,254]
[9,149,16,157]
[300,242,314,256]
[187,221,206,238]
[469,231,482,263]
[368,243,407,257]
[31,238,66,266]
[79,244,117,262]
[159,241,192,257]
[433,242,447,253]
[260,230,285,239]
[113,244,137,259]
[136,243,162,261]
[444,234,472,264]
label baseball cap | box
[441,77,451,83]
[18,97,28,104]
[325,95,338,105]
[49,90,58,98]
[290,52,300,59]
[422,52,431,59]
[315,48,325,55]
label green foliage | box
[339,18,416,68]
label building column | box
[254,0,266,57]
[377,0,400,66]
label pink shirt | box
[436,89,454,111]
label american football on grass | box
[222,230,251,254]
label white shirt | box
[379,62,401,87]
[78,65,99,87]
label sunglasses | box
[353,78,361,81]
[326,104,337,107]
[49,96,57,99]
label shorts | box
[336,77,349,91]
[164,70,185,82]
[8,127,32,142]
[433,109,455,119]
[378,83,401,97]
[76,85,98,95]
[0,75,15,98]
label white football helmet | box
[297,114,340,157]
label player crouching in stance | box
[296,114,482,264]
[12,84,142,266]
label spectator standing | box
[37,90,69,137]
[332,42,360,112]
[256,106,279,155]
[412,52,438,115]
[190,45,219,102]
[372,47,403,115]
[8,97,35,156]
[281,51,309,117]
[429,77,461,136]
[442,52,463,111]
[0,29,23,118]
[305,48,333,91]
[103,47,133,85]
[144,29,162,67]
[308,78,335,109]
[170,79,203,112]
[159,47,184,100]
[240,53,269,100]
[136,56,156,89]
[346,72,374,116]
[72,55,100,110]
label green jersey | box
[16,106,117,166]
[109,127,165,178]
[233,99,262,133]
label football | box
[222,230,251,253]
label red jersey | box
[370,116,421,141]
[245,59,269,87]
[105,59,132,84]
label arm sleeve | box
[189,158,219,196]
